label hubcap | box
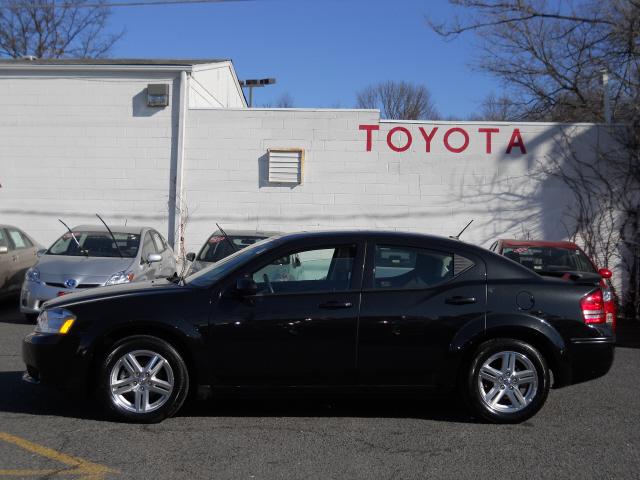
[109,350,174,414]
[477,350,538,413]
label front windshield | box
[186,236,278,287]
[197,235,266,263]
[503,246,596,274]
[47,231,140,258]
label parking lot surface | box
[0,297,639,479]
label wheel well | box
[459,328,565,387]
[88,325,198,396]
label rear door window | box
[7,229,31,249]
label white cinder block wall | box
[183,107,601,256]
[0,70,180,246]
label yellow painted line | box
[0,432,117,479]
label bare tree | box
[0,0,123,59]
[356,81,439,120]
[429,1,640,316]
[468,92,525,121]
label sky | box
[108,0,501,118]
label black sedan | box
[22,231,615,423]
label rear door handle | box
[445,296,477,305]
[319,301,353,309]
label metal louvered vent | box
[268,148,304,184]
[454,254,475,276]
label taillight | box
[603,288,617,331]
[581,289,605,324]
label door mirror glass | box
[147,253,162,263]
[0,246,7,254]
[236,277,258,296]
[36,249,46,257]
[186,252,196,262]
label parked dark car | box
[490,239,617,329]
[23,231,615,423]
[0,225,41,301]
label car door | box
[6,227,36,293]
[138,231,158,280]
[151,230,174,278]
[357,239,486,386]
[207,239,365,386]
[0,229,11,294]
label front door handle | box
[445,296,477,305]
[319,301,353,309]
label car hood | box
[43,278,183,310]
[188,260,212,275]
[36,255,133,278]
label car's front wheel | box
[465,338,550,423]
[98,335,189,423]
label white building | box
[0,58,607,260]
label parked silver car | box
[186,229,279,275]
[0,225,41,301]
[20,225,175,319]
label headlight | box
[26,267,41,283]
[105,271,134,286]
[36,309,76,334]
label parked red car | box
[490,239,616,330]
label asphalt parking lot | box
[0,298,639,480]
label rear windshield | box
[502,246,596,274]
[47,231,140,258]
[197,235,266,263]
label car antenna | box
[58,218,86,255]
[451,219,474,240]
[96,213,124,258]
[216,223,239,252]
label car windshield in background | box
[197,235,266,263]
[47,231,140,258]
[187,236,276,287]
[503,246,596,274]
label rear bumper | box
[22,332,90,391]
[566,336,615,385]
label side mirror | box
[147,253,162,263]
[36,249,46,257]
[186,252,196,262]
[598,268,612,279]
[0,246,8,254]
[236,277,257,296]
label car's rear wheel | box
[98,335,189,423]
[464,338,549,423]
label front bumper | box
[20,281,99,315]
[22,332,90,391]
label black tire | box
[97,335,189,423]
[463,338,550,423]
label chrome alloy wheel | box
[109,350,174,414]
[477,350,538,413]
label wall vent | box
[267,148,304,185]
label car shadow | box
[0,296,29,325]
[616,319,640,349]
[0,370,477,424]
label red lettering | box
[443,128,469,153]
[418,127,438,152]
[506,128,527,154]
[386,127,412,152]
[478,127,499,154]
[359,124,380,151]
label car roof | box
[210,229,281,238]
[499,239,580,249]
[70,225,149,235]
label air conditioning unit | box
[267,148,304,185]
